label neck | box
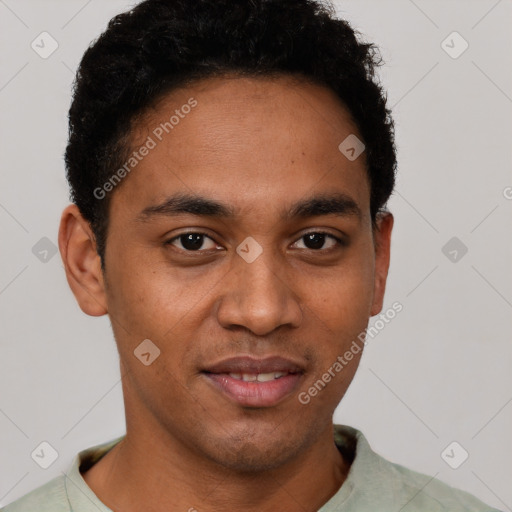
[82,421,349,512]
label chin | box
[200,429,307,473]
[212,446,295,473]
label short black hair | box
[65,0,397,271]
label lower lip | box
[203,372,303,407]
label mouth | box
[201,356,305,408]
[223,371,292,382]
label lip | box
[203,372,303,407]
[202,355,305,374]
[202,355,305,407]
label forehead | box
[110,75,370,221]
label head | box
[59,0,396,471]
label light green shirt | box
[1,425,501,512]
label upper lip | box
[202,356,305,374]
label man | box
[1,0,501,511]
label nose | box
[215,248,303,336]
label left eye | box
[292,232,342,251]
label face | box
[60,74,392,472]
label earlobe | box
[370,211,393,316]
[58,204,108,317]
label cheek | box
[105,250,195,332]
[104,251,225,383]
[309,255,375,332]
[299,274,371,410]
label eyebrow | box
[136,192,362,222]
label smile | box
[228,371,289,382]
[202,372,303,407]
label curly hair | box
[64,0,397,271]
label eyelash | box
[164,231,346,254]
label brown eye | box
[293,232,344,251]
[165,233,217,252]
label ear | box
[370,211,394,316]
[58,204,108,316]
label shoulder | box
[1,436,123,512]
[333,425,502,512]
[385,457,499,511]
[0,475,70,512]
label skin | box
[58,74,393,512]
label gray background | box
[1,0,511,509]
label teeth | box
[228,372,289,382]
[273,371,288,378]
[255,372,275,382]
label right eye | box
[164,232,219,252]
